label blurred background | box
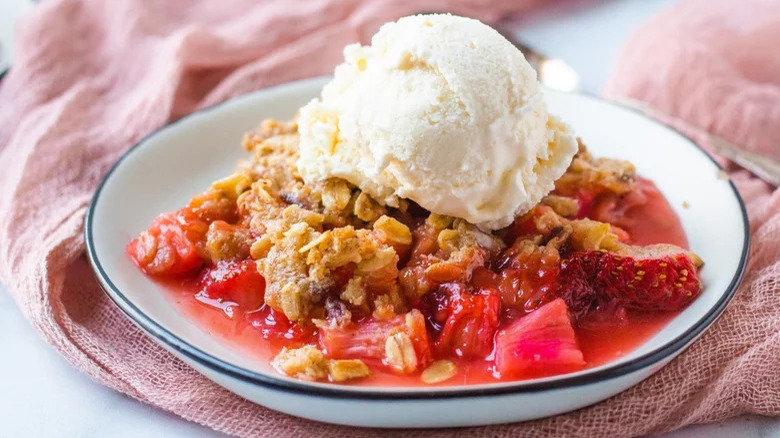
[0,0,777,437]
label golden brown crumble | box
[555,140,636,196]
[327,359,371,382]
[540,195,579,217]
[271,345,328,381]
[271,345,370,382]
[421,360,457,384]
[207,118,663,326]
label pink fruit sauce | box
[156,179,688,386]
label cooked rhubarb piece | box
[429,280,500,358]
[559,245,702,312]
[319,317,394,360]
[495,298,585,377]
[318,310,432,372]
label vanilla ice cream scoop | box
[296,14,577,230]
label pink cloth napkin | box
[0,0,778,437]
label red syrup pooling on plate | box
[152,178,689,386]
[164,273,674,386]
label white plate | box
[86,76,748,428]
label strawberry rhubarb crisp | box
[127,15,703,385]
[127,119,703,385]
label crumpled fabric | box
[0,0,777,437]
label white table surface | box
[0,0,777,436]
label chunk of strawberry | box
[199,260,265,310]
[557,251,601,319]
[495,298,585,378]
[247,304,314,342]
[127,208,207,276]
[430,280,500,359]
[601,247,702,311]
[573,188,598,219]
[495,242,560,313]
[559,245,702,313]
[318,310,432,370]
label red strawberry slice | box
[430,280,500,359]
[600,246,702,310]
[247,304,314,342]
[127,209,206,276]
[495,242,560,313]
[495,298,585,378]
[318,310,432,369]
[197,260,312,342]
[199,259,265,310]
[559,245,702,313]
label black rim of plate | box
[85,78,750,400]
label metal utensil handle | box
[618,98,780,187]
